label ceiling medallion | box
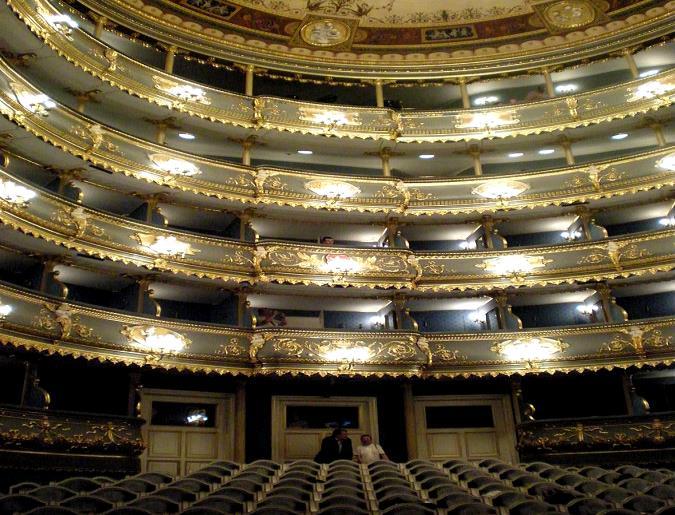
[305,179,361,198]
[491,337,569,361]
[122,325,191,354]
[472,180,529,200]
[541,0,597,29]
[477,255,551,277]
[150,153,201,177]
[134,233,198,257]
[657,153,675,172]
[300,19,352,47]
[0,179,37,205]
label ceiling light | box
[135,234,197,257]
[477,254,549,275]
[639,69,660,78]
[17,92,57,115]
[538,149,555,155]
[297,150,313,155]
[473,96,499,106]
[0,179,37,205]
[555,84,578,93]
[492,337,568,361]
[418,154,435,159]
[576,304,599,314]
[657,153,675,171]
[508,152,524,158]
[47,14,79,29]
[166,84,208,102]
[305,179,361,198]
[324,344,371,362]
[122,325,191,354]
[611,133,628,140]
[178,132,195,140]
[472,180,529,200]
[630,81,674,101]
[0,300,13,319]
[322,254,362,273]
[150,154,200,177]
[459,241,477,250]
[457,112,519,129]
[561,230,582,240]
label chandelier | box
[0,299,13,319]
[122,325,191,354]
[657,153,675,172]
[491,337,568,361]
[305,179,361,198]
[134,234,196,257]
[150,154,201,177]
[322,254,362,273]
[0,179,37,205]
[477,255,549,275]
[472,180,529,200]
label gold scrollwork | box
[578,241,651,270]
[32,303,96,340]
[601,326,672,354]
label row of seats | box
[1,458,674,513]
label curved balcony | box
[0,282,673,377]
[59,0,675,78]
[1,167,674,291]
[6,0,675,142]
[0,60,673,217]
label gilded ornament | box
[578,241,651,270]
[300,19,351,47]
[601,326,672,354]
[541,0,597,29]
[216,337,248,357]
[32,303,96,340]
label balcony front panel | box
[67,0,675,78]
[6,0,675,141]
[1,168,674,290]
[0,60,673,216]
[0,282,673,377]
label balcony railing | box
[0,167,673,290]
[0,282,674,377]
[0,57,673,217]
[8,0,675,140]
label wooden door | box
[140,389,235,475]
[271,396,378,462]
[414,395,517,463]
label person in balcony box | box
[355,434,388,464]
[315,428,353,463]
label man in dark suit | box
[314,428,353,463]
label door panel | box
[271,396,378,462]
[141,389,235,475]
[414,395,517,463]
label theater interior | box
[0,0,674,512]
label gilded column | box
[245,65,255,96]
[93,15,108,38]
[144,117,179,145]
[374,79,385,108]
[576,206,593,241]
[542,67,555,98]
[458,77,470,108]
[164,45,178,74]
[469,145,483,176]
[622,49,639,79]
[559,136,575,165]
[402,383,417,460]
[648,120,667,146]
[242,136,257,166]
[380,147,392,177]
